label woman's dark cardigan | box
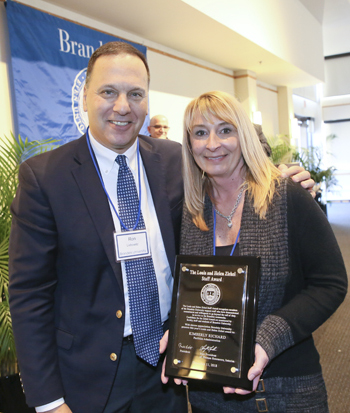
[180,178,347,408]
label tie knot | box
[116,154,127,168]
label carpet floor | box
[313,202,350,413]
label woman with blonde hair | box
[163,91,347,412]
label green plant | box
[293,146,338,192]
[267,134,294,165]
[0,133,58,376]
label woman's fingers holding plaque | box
[160,330,169,384]
[223,344,269,395]
[160,330,188,386]
[161,356,169,384]
[174,378,188,386]
[159,330,169,354]
[245,344,269,393]
[223,386,236,394]
[223,386,253,396]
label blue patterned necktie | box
[116,154,163,366]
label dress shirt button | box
[110,353,117,361]
[116,310,123,318]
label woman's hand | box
[223,344,269,395]
[160,330,170,384]
[160,330,188,386]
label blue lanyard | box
[86,128,142,231]
[213,210,240,256]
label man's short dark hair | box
[86,41,150,86]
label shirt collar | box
[88,131,138,174]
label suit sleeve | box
[9,161,64,407]
[254,124,272,157]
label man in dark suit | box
[9,42,186,413]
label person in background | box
[161,90,347,413]
[148,114,170,139]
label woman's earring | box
[202,170,205,179]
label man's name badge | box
[114,230,151,261]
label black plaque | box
[165,255,260,390]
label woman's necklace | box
[214,184,247,229]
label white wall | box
[324,56,350,97]
[293,85,319,102]
[147,49,234,143]
[323,121,350,200]
[257,82,279,138]
[293,94,323,145]
[323,0,350,56]
[184,0,325,82]
[321,5,350,200]
[322,98,350,123]
[323,21,350,56]
[148,91,192,144]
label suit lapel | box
[70,136,176,288]
[139,138,176,271]
[71,136,124,291]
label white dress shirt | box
[89,133,173,334]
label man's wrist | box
[35,397,65,412]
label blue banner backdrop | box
[6,1,149,143]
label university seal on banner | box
[72,68,89,135]
[201,283,221,306]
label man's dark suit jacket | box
[9,134,184,412]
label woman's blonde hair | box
[182,91,281,230]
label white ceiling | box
[39,0,350,87]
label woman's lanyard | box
[86,128,142,231]
[213,210,240,256]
